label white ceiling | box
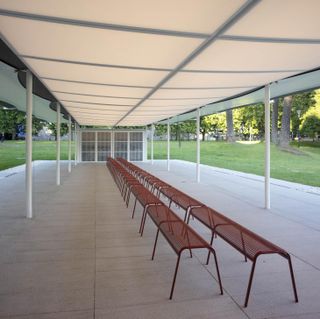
[0,0,320,126]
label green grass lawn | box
[0,140,74,171]
[148,140,320,187]
[1,140,319,187]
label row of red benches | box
[107,157,298,307]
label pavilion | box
[1,1,320,318]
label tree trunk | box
[279,96,293,148]
[226,109,235,142]
[11,128,16,140]
[271,98,279,144]
[201,131,205,141]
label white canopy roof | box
[0,0,320,126]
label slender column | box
[68,115,72,172]
[167,121,170,171]
[127,132,130,161]
[74,123,77,166]
[26,70,33,219]
[56,103,61,186]
[264,84,271,209]
[78,127,81,162]
[196,108,201,183]
[95,131,98,162]
[151,124,154,164]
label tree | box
[226,109,235,142]
[300,95,320,140]
[47,122,68,140]
[271,98,279,143]
[279,96,293,148]
[200,116,213,141]
[0,109,25,139]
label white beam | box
[68,115,72,173]
[25,70,33,219]
[56,102,61,186]
[151,124,154,165]
[196,108,201,183]
[167,121,170,171]
[264,84,271,209]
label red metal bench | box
[150,206,223,299]
[188,206,299,307]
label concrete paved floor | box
[0,160,319,318]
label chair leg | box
[206,231,215,265]
[139,206,147,235]
[244,259,257,307]
[132,197,137,219]
[287,255,299,303]
[169,253,181,300]
[126,189,131,207]
[210,248,223,295]
[151,228,160,260]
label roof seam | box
[114,0,262,126]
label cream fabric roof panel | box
[55,93,137,106]
[164,71,298,88]
[141,98,221,107]
[0,0,245,34]
[0,16,202,69]
[185,40,320,72]
[225,0,320,39]
[62,102,132,111]
[24,58,169,87]
[42,79,149,98]
[154,88,247,99]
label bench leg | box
[151,228,160,260]
[244,259,257,307]
[169,253,181,300]
[287,255,299,303]
[206,231,215,265]
[139,205,148,236]
[132,197,137,219]
[126,189,131,207]
[209,248,223,295]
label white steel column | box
[56,103,61,186]
[68,115,72,172]
[127,132,130,161]
[74,123,77,166]
[78,127,81,162]
[25,70,33,219]
[151,124,154,164]
[167,121,170,171]
[264,84,271,209]
[196,108,201,183]
[95,131,98,162]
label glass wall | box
[97,132,111,161]
[80,130,145,162]
[81,132,95,161]
[130,132,143,161]
[114,132,128,160]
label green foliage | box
[0,109,25,139]
[300,92,320,140]
[0,109,47,139]
[47,122,69,139]
[290,91,316,136]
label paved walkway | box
[0,161,319,318]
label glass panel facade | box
[81,131,144,162]
[81,132,95,161]
[97,132,111,161]
[114,132,128,160]
[130,132,143,161]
